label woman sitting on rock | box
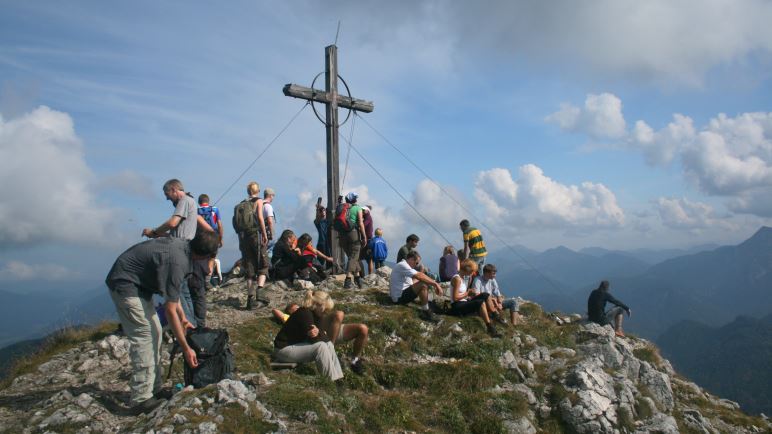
[449,259,501,337]
[270,230,306,281]
[297,233,332,282]
[272,290,344,382]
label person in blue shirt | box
[369,227,388,269]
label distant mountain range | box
[658,314,772,416]
[0,285,114,349]
[495,226,772,339]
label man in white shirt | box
[389,251,443,323]
[263,187,277,245]
[473,263,521,326]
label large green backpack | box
[232,199,258,235]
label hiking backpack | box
[333,203,352,232]
[198,205,220,232]
[168,327,234,388]
[232,199,258,235]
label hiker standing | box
[314,199,332,260]
[263,187,277,252]
[587,280,631,337]
[359,206,375,275]
[197,193,224,288]
[460,219,487,272]
[141,179,214,327]
[369,228,388,269]
[337,192,367,289]
[106,231,219,414]
[233,182,270,310]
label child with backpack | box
[368,228,388,269]
[198,194,224,288]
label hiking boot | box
[493,314,507,325]
[487,323,502,338]
[343,278,353,289]
[153,388,174,400]
[205,280,214,291]
[419,309,440,324]
[129,397,164,416]
[355,276,365,289]
[245,295,255,311]
[351,359,366,375]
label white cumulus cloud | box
[0,106,117,247]
[655,197,727,231]
[546,93,627,140]
[475,164,625,229]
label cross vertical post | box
[324,45,342,269]
[283,44,374,274]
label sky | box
[1,0,772,292]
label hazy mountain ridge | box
[658,314,772,416]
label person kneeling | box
[272,290,344,382]
[449,259,501,337]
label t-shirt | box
[263,202,275,239]
[473,276,501,297]
[389,260,418,302]
[274,307,329,349]
[170,194,198,240]
[463,227,487,258]
[439,254,459,281]
[363,212,373,240]
[105,237,191,302]
[396,245,413,263]
[347,204,363,229]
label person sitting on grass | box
[449,259,501,337]
[473,264,522,326]
[272,303,299,323]
[587,280,631,337]
[272,290,344,382]
[389,250,444,323]
[272,293,369,374]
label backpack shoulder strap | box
[166,339,181,380]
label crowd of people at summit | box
[105,178,631,414]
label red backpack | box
[333,203,352,232]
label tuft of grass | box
[360,392,419,432]
[0,321,117,390]
[217,403,280,433]
[633,346,662,366]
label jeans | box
[179,280,197,328]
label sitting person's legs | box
[273,341,343,381]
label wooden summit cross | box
[283,44,374,271]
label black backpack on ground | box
[168,327,234,388]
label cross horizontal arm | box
[283,84,374,113]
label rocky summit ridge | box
[0,267,769,433]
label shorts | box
[394,285,419,305]
[240,233,269,278]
